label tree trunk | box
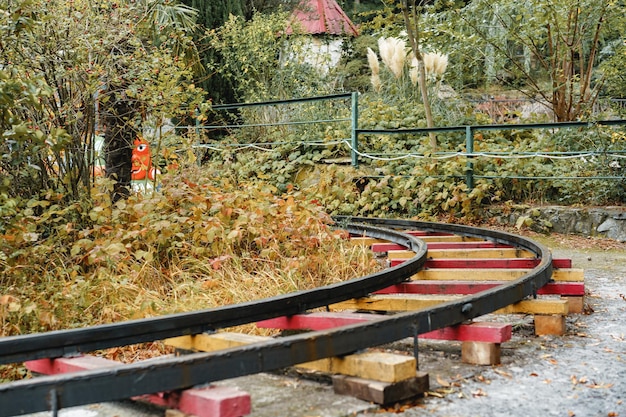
[103,95,137,203]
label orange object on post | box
[131,137,158,181]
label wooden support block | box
[167,332,414,383]
[419,235,480,242]
[386,250,421,260]
[165,410,189,417]
[386,250,437,260]
[430,248,535,259]
[563,296,584,314]
[26,355,117,374]
[539,282,585,296]
[422,322,511,343]
[165,332,271,352]
[394,248,536,259]
[402,230,453,237]
[416,268,529,281]
[25,355,252,417]
[332,372,429,405]
[258,314,511,343]
[461,341,501,365]
[375,281,585,297]
[299,351,417,383]
[495,299,569,315]
[257,311,382,330]
[348,233,466,243]
[331,294,454,312]
[534,314,566,336]
[409,268,583,282]
[390,258,573,269]
[428,248,535,259]
[553,268,584,282]
[349,237,388,246]
[135,387,251,417]
[372,242,503,253]
[422,257,539,268]
[332,295,569,316]
[179,386,250,417]
[370,243,410,252]
[427,242,509,249]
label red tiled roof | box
[287,0,359,36]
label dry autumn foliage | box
[0,166,381,340]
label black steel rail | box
[0,219,552,417]
[0,223,426,366]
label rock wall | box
[488,205,626,242]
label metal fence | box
[193,92,356,162]
[194,93,626,190]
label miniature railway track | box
[0,217,559,417]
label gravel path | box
[356,237,626,417]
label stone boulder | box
[490,205,626,242]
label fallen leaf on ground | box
[435,374,451,387]
[493,369,512,379]
[586,382,614,389]
[472,388,487,397]
[475,375,491,384]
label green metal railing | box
[192,92,354,150]
[355,120,626,189]
[194,93,626,190]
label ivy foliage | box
[201,109,626,221]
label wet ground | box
[24,234,626,417]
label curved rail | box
[0,219,552,417]
[0,223,427,366]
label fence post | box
[351,92,359,167]
[465,125,474,190]
[195,108,202,166]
